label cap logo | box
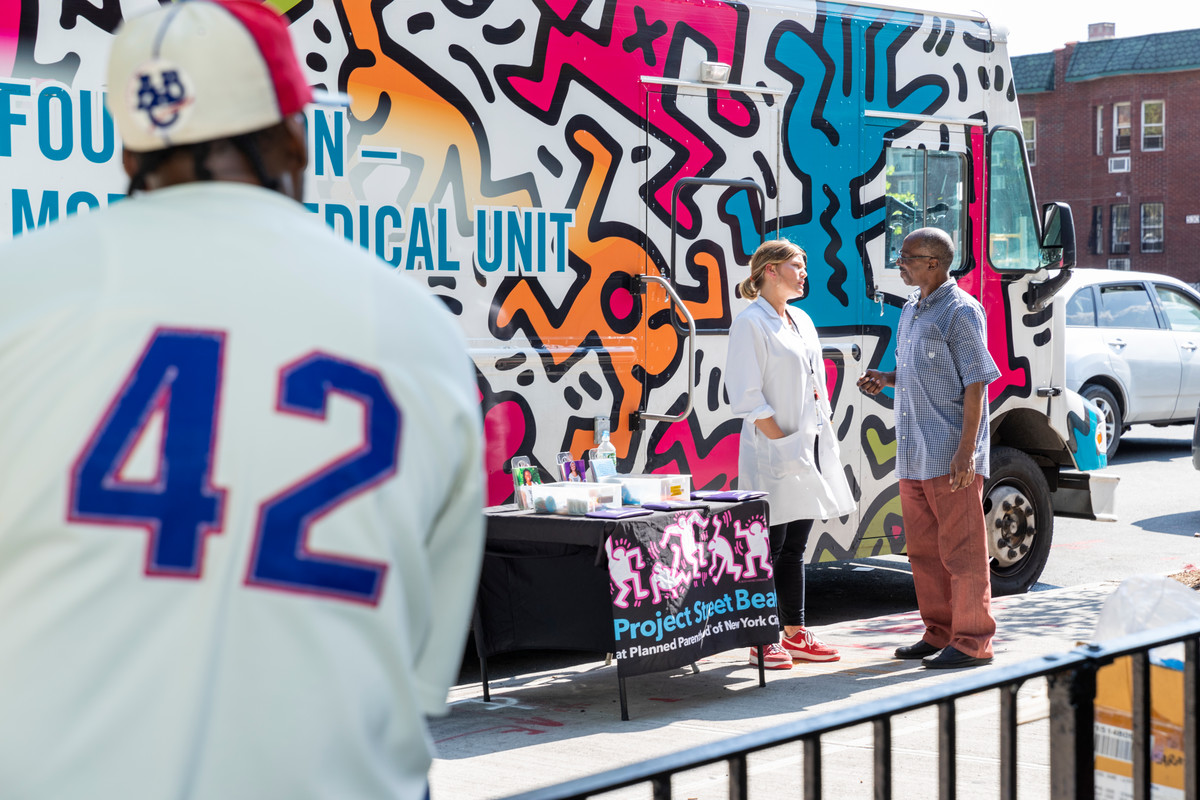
[128,58,195,137]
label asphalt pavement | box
[429,579,1125,800]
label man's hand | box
[951,382,987,492]
[856,370,893,396]
[949,446,976,492]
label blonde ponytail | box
[739,240,806,300]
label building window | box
[1141,203,1164,252]
[1111,204,1130,254]
[1089,206,1103,255]
[1022,117,1036,165]
[1142,101,1164,150]
[1095,106,1104,155]
[1114,103,1131,153]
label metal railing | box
[499,618,1200,800]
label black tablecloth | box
[476,500,777,678]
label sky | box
[917,0,1200,56]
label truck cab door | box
[857,119,976,553]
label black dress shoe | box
[894,640,940,659]
[922,645,993,669]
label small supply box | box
[600,474,692,506]
[530,481,621,516]
[1092,655,1184,799]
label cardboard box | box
[1093,655,1185,800]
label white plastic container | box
[530,481,621,515]
[600,474,692,506]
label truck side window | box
[988,129,1041,271]
[884,148,965,270]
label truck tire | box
[984,446,1053,596]
[1081,383,1122,460]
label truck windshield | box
[988,129,1041,272]
[884,148,965,271]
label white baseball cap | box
[106,0,316,152]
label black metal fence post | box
[803,737,822,799]
[999,682,1019,800]
[729,753,748,800]
[1186,637,1198,800]
[939,701,956,800]
[1047,659,1097,800]
[874,717,892,800]
[1131,651,1151,800]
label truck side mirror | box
[1040,201,1076,270]
[1026,202,1076,311]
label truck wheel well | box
[991,408,1070,470]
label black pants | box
[769,517,814,628]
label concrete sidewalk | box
[429,580,1120,799]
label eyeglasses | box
[894,253,937,265]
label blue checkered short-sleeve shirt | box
[894,279,1001,480]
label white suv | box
[1064,269,1200,459]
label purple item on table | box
[690,489,769,502]
[585,507,655,519]
[639,500,710,511]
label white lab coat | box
[725,296,856,524]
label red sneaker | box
[781,627,840,662]
[748,642,793,669]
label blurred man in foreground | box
[0,2,483,796]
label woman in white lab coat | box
[725,240,856,669]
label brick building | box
[1013,25,1200,283]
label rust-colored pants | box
[899,475,996,659]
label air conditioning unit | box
[1107,258,1131,270]
[1108,156,1131,173]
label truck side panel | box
[2,1,1103,577]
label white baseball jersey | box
[0,182,484,799]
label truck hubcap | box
[985,484,1035,569]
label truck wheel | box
[1081,383,1122,460]
[984,446,1053,596]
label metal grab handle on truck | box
[636,273,697,426]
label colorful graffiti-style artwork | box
[5,0,1092,564]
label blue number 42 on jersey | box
[69,328,402,606]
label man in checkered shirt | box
[858,227,1001,670]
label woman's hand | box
[753,416,787,441]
